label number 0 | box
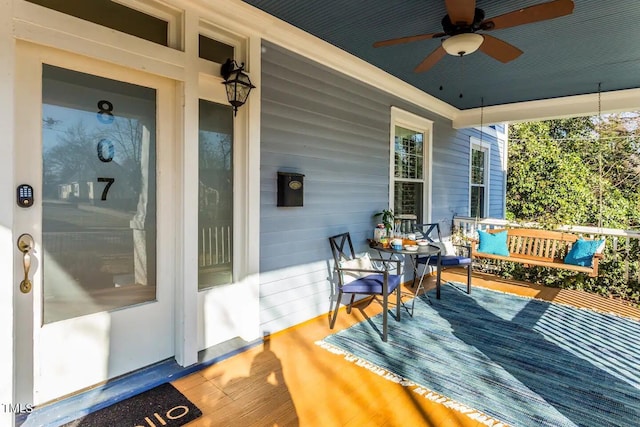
[97,139,114,162]
[97,177,115,201]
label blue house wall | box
[259,42,505,332]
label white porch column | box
[242,34,262,340]
[174,8,200,367]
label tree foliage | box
[507,114,640,229]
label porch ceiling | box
[242,0,640,114]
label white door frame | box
[3,2,262,422]
[176,21,262,363]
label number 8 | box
[97,100,114,124]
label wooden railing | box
[199,224,232,267]
[453,216,640,281]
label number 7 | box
[97,177,115,201]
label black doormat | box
[62,382,202,427]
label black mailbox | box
[277,172,304,207]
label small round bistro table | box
[373,243,442,316]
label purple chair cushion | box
[342,274,401,294]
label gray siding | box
[259,41,504,332]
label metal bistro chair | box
[413,223,472,296]
[328,232,402,342]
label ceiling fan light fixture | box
[442,33,484,56]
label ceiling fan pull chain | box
[480,96,484,145]
[458,54,465,98]
[597,82,603,229]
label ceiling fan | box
[373,0,574,72]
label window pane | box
[394,181,423,224]
[27,0,169,46]
[472,149,485,185]
[42,65,157,323]
[394,126,423,179]
[199,35,234,64]
[470,186,485,218]
[198,99,234,289]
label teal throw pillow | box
[564,238,604,267]
[477,230,510,256]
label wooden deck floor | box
[173,271,640,427]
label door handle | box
[17,233,34,294]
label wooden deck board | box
[174,271,640,426]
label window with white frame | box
[470,137,489,218]
[390,108,432,231]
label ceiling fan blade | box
[414,45,447,73]
[373,32,445,48]
[479,34,523,63]
[445,0,476,25]
[481,0,574,31]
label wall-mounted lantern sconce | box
[220,58,256,116]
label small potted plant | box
[374,209,394,238]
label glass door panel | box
[198,99,233,289]
[42,65,157,323]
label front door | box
[14,41,176,405]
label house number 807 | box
[96,100,115,200]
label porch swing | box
[469,89,607,277]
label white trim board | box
[0,1,16,426]
[453,88,640,128]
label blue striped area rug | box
[317,283,640,427]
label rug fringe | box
[315,340,508,427]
